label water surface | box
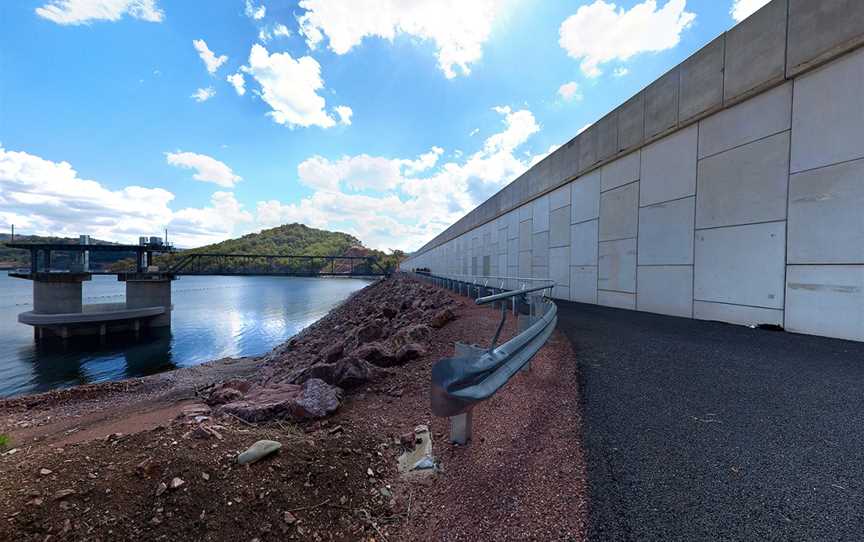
[0,273,370,397]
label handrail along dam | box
[401,0,864,343]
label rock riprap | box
[237,440,282,465]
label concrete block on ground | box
[679,34,726,122]
[601,151,640,192]
[571,171,601,223]
[550,183,570,210]
[694,221,786,309]
[570,220,599,266]
[570,266,598,304]
[699,82,792,159]
[597,112,618,163]
[549,206,571,248]
[532,195,550,233]
[579,125,598,172]
[518,219,532,252]
[637,266,694,318]
[645,67,680,140]
[785,265,864,341]
[724,0,787,103]
[617,93,645,152]
[599,238,637,293]
[693,300,784,327]
[549,246,570,286]
[599,182,639,242]
[696,131,790,229]
[638,197,695,265]
[598,290,636,310]
[532,232,549,268]
[788,158,864,264]
[787,0,864,77]
[640,124,698,206]
[791,47,864,173]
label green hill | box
[189,223,361,257]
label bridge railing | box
[408,271,558,444]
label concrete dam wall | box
[401,0,864,343]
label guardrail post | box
[449,410,473,445]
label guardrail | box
[408,271,558,444]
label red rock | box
[395,343,426,364]
[430,308,455,329]
[321,341,344,364]
[353,342,396,366]
[217,379,342,423]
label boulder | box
[429,308,455,329]
[207,380,253,406]
[354,342,396,367]
[218,379,342,423]
[391,324,432,348]
[320,341,344,364]
[354,319,385,345]
[395,343,426,364]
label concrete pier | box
[120,273,174,328]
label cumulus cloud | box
[613,67,630,77]
[193,39,227,74]
[559,0,695,77]
[165,151,241,188]
[191,87,215,102]
[558,81,582,101]
[244,0,265,20]
[226,73,245,96]
[334,105,353,126]
[259,23,291,43]
[297,0,500,78]
[240,44,348,129]
[35,0,163,24]
[730,0,771,22]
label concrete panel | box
[640,124,698,206]
[618,93,644,152]
[571,266,598,304]
[571,171,601,223]
[546,138,580,185]
[507,238,518,268]
[552,285,570,302]
[696,131,790,229]
[597,112,618,162]
[693,300,784,326]
[785,265,864,341]
[679,35,725,122]
[532,232,549,268]
[532,195,550,233]
[699,82,792,159]
[599,182,639,242]
[638,197,695,265]
[599,238,637,293]
[518,251,531,277]
[579,125,598,172]
[788,158,864,264]
[507,211,519,239]
[550,183,570,211]
[637,266,694,318]
[598,290,636,310]
[549,246,570,286]
[549,206,571,248]
[532,266,549,279]
[724,0,787,103]
[518,219,532,252]
[518,202,532,222]
[498,254,506,275]
[791,47,864,173]
[571,220,599,267]
[694,221,786,309]
[497,227,507,252]
[787,0,864,76]
[601,151,640,192]
[645,67,679,140]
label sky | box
[0,0,771,250]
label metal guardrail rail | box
[409,271,558,444]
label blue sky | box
[0,0,769,250]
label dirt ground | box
[0,276,586,541]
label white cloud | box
[730,0,770,22]
[240,43,347,129]
[469,128,480,137]
[558,81,582,101]
[193,39,228,75]
[244,0,265,20]
[297,0,500,78]
[334,105,353,126]
[613,67,630,77]
[35,0,163,25]
[191,87,215,102]
[226,73,246,96]
[0,146,258,247]
[259,23,291,43]
[559,0,695,77]
[165,151,241,188]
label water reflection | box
[0,273,371,397]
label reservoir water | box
[0,272,371,398]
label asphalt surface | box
[556,301,864,541]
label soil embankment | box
[0,275,586,541]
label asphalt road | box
[556,301,864,541]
